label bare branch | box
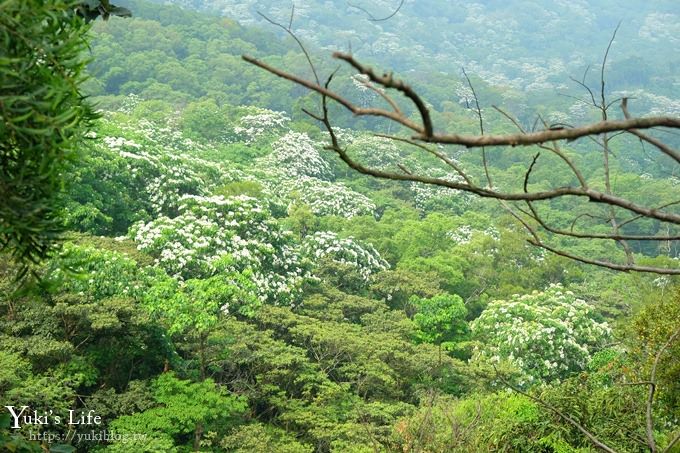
[527,239,680,274]
[347,0,404,22]
[373,133,474,185]
[288,3,295,29]
[397,163,413,175]
[257,11,320,85]
[243,54,680,147]
[241,55,423,132]
[569,75,598,108]
[646,326,680,452]
[493,104,588,188]
[355,76,403,114]
[462,67,492,187]
[494,368,618,453]
[243,26,680,275]
[571,213,610,231]
[425,117,680,147]
[333,52,434,137]
[524,153,540,192]
[622,98,680,163]
[492,105,526,132]
[618,200,680,228]
[600,22,621,121]
[524,204,680,241]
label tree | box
[242,13,680,452]
[0,0,129,278]
[411,294,468,363]
[107,373,246,451]
[471,285,611,384]
[243,23,680,275]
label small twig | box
[462,67,492,188]
[646,326,680,452]
[600,22,621,121]
[527,239,680,274]
[347,0,405,22]
[523,153,540,193]
[569,75,598,109]
[374,133,473,185]
[494,367,618,453]
[622,98,680,163]
[397,163,413,175]
[356,77,403,114]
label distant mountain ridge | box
[151,0,679,95]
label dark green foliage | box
[0,0,96,274]
[411,294,469,361]
[107,373,246,451]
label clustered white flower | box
[257,132,332,180]
[118,93,141,114]
[345,135,402,171]
[454,82,475,106]
[98,117,239,215]
[263,175,376,218]
[611,89,680,118]
[131,194,309,308]
[447,225,499,245]
[302,231,389,281]
[232,108,290,144]
[471,284,611,384]
[410,170,471,211]
[47,243,152,301]
[639,12,680,45]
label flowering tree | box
[44,242,165,302]
[131,194,309,308]
[232,107,290,144]
[471,284,611,384]
[344,134,402,171]
[257,131,333,180]
[66,114,241,234]
[263,174,376,218]
[243,29,680,275]
[302,231,389,283]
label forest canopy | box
[1,1,679,452]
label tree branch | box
[241,55,424,132]
[621,98,680,163]
[347,0,404,22]
[494,368,618,453]
[646,326,680,452]
[243,30,680,275]
[527,239,680,274]
[333,51,434,137]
